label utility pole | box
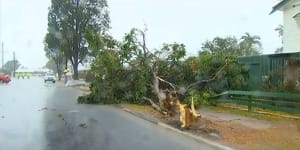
[13,51,15,77]
[1,42,3,69]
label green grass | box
[208,104,299,121]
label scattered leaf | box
[79,123,87,128]
[57,113,63,118]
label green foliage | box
[88,50,123,104]
[79,29,251,107]
[79,28,153,104]
[161,43,186,65]
[184,90,215,108]
[77,94,97,104]
[155,43,191,86]
[85,30,119,56]
[79,28,191,104]
[197,49,248,93]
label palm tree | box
[240,32,262,56]
[275,24,283,38]
[274,24,283,54]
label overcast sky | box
[0,0,282,68]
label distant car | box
[0,74,11,83]
[44,73,56,83]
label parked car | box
[44,73,56,83]
[0,74,11,83]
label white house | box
[271,0,300,53]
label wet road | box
[0,77,222,150]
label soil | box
[121,104,300,150]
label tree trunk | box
[56,62,62,80]
[73,62,79,80]
[65,56,68,70]
[152,72,166,108]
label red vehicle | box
[0,74,11,83]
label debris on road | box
[79,123,87,128]
[38,107,56,111]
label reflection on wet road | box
[0,77,221,150]
[0,77,55,150]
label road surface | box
[0,77,222,150]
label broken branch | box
[157,76,177,91]
[143,97,162,112]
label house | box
[271,0,300,53]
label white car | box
[44,73,56,83]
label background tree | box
[0,60,21,75]
[239,32,262,56]
[201,36,241,55]
[46,0,110,79]
[44,33,64,80]
[44,59,63,75]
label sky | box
[0,0,282,68]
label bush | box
[197,51,248,93]
[78,94,96,104]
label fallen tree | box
[79,27,246,128]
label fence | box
[210,90,300,114]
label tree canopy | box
[45,0,110,79]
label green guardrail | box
[210,90,300,114]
